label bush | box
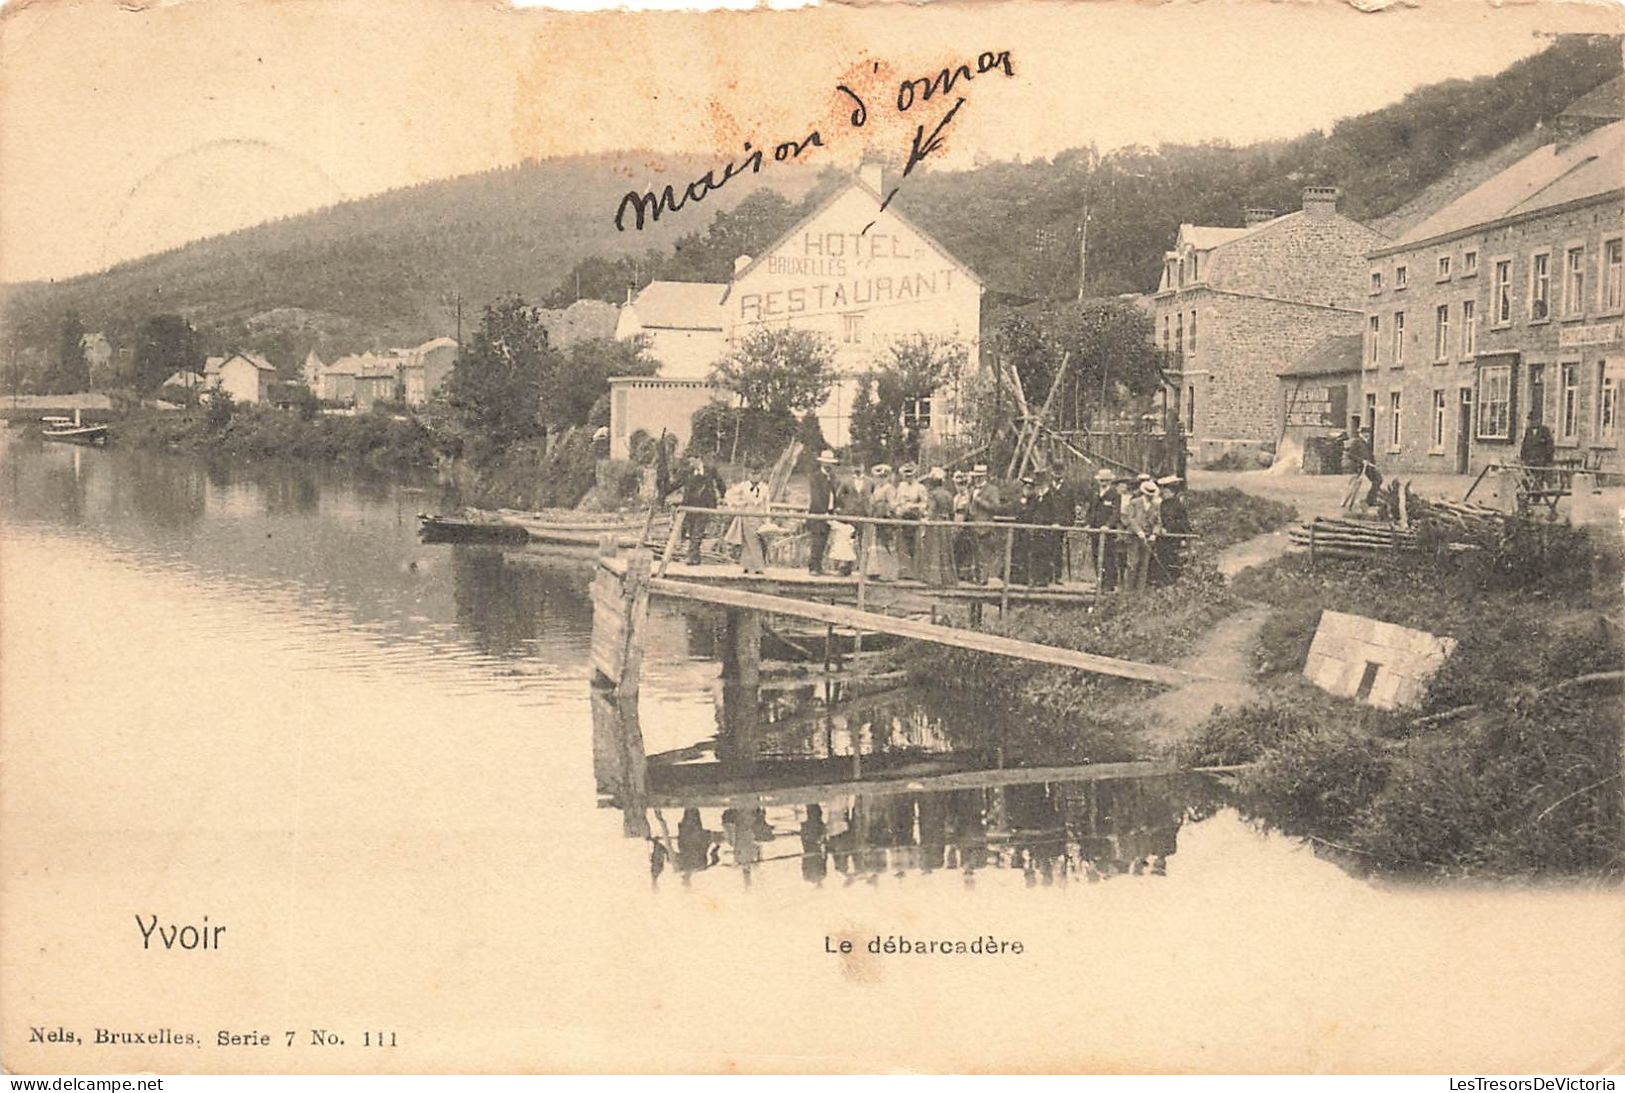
[1185,487,1298,552]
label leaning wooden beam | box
[645,576,1215,686]
[645,758,1181,810]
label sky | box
[0,0,1620,284]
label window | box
[1367,315,1380,366]
[1190,254,1200,282]
[1186,384,1195,434]
[1477,364,1511,440]
[1365,392,1377,444]
[1600,363,1618,445]
[1188,310,1197,355]
[1395,265,1408,290]
[1178,258,1186,287]
[1530,251,1551,321]
[1389,391,1402,449]
[1560,363,1579,443]
[902,395,932,432]
[1175,311,1184,356]
[1393,311,1405,363]
[1605,238,1623,312]
[1162,315,1170,348]
[1431,389,1447,452]
[1462,299,1476,356]
[1370,270,1383,293]
[1434,304,1450,361]
[1463,250,1478,277]
[1495,259,1512,324]
[841,312,866,344]
[1437,255,1452,281]
[1565,247,1585,317]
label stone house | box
[1363,118,1624,475]
[1152,188,1388,464]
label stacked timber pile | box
[1291,481,1528,563]
[1289,516,1419,560]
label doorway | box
[1456,388,1473,474]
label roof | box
[227,352,277,373]
[1560,75,1624,123]
[722,175,985,301]
[1279,333,1364,378]
[1181,224,1257,251]
[203,356,224,375]
[1386,120,1625,251]
[411,336,459,354]
[627,281,727,330]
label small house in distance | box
[205,351,277,404]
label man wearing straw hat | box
[806,449,840,575]
[1122,478,1163,592]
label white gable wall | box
[727,184,981,446]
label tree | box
[133,314,202,393]
[48,312,89,394]
[849,335,969,464]
[992,298,1169,433]
[710,327,835,423]
[443,296,560,464]
[545,336,657,429]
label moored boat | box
[495,508,669,547]
[41,414,110,446]
[417,512,530,545]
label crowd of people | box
[667,451,1193,592]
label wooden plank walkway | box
[603,556,1103,605]
[645,575,1215,687]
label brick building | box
[1153,188,1387,463]
[1363,118,1624,476]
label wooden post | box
[657,508,684,578]
[853,522,869,657]
[616,552,652,699]
[1000,526,1015,616]
[721,606,761,688]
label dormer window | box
[1178,258,1186,287]
[1189,253,1199,282]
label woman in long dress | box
[919,468,959,588]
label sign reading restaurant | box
[736,230,962,322]
[1558,321,1624,349]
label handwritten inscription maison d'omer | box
[613,50,1015,232]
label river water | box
[2,434,1619,1072]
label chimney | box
[1243,208,1277,227]
[734,254,753,274]
[1302,186,1340,219]
[859,158,884,194]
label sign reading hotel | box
[727,182,981,344]
[737,230,961,321]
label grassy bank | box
[1181,536,1624,879]
[120,406,616,510]
[1184,487,1298,552]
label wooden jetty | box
[590,506,1214,698]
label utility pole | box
[1077,203,1090,304]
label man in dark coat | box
[1151,475,1190,586]
[1520,410,1555,490]
[671,457,724,564]
[1084,468,1121,591]
[806,449,839,575]
[1343,430,1382,508]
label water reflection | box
[593,678,1226,891]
